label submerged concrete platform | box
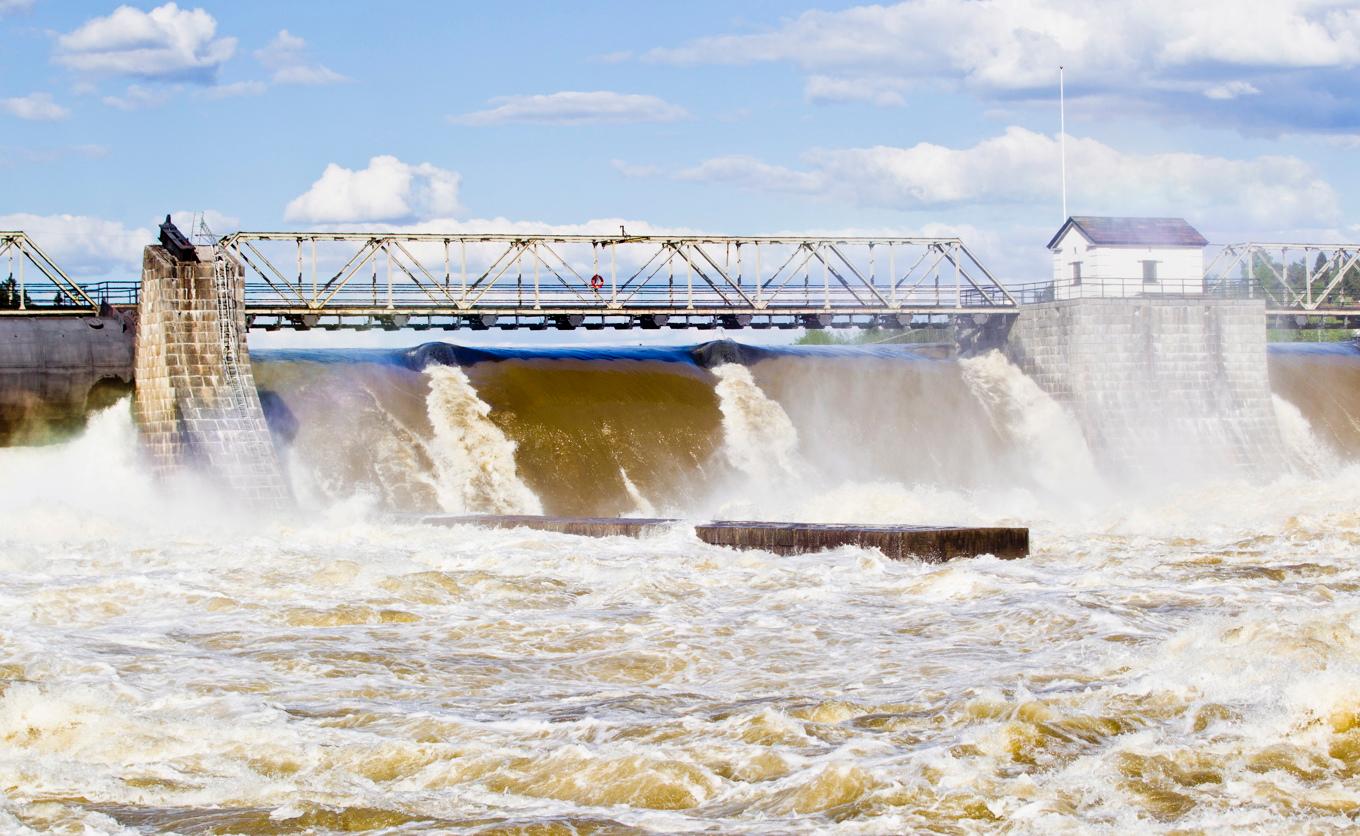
[421,515,1028,562]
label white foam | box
[424,365,542,515]
[711,363,804,483]
[960,350,1103,499]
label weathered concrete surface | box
[133,245,287,503]
[423,514,1029,562]
[1003,297,1285,478]
[0,314,134,444]
[695,521,1028,561]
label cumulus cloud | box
[284,156,462,224]
[450,91,688,125]
[663,127,1340,230]
[56,2,236,83]
[1,92,69,121]
[645,0,1360,130]
[254,29,345,85]
[0,213,153,278]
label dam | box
[3,222,1360,831]
[0,218,1352,552]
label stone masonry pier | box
[133,244,287,503]
[1003,297,1286,479]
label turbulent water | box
[2,341,1360,832]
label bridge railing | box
[965,277,1267,305]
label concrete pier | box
[422,515,1028,562]
[133,243,287,502]
[1002,297,1286,477]
[0,313,134,443]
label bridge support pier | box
[132,243,288,504]
[1002,297,1285,478]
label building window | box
[1070,261,1082,285]
[1142,260,1158,283]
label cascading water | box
[711,363,804,483]
[423,364,542,515]
[959,350,1103,498]
[1272,393,1339,477]
[4,342,1360,831]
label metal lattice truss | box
[1206,243,1360,312]
[0,232,97,313]
[220,232,1016,325]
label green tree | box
[0,276,31,309]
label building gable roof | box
[1047,216,1208,250]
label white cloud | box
[201,80,267,99]
[56,2,236,83]
[1,92,69,121]
[0,213,153,278]
[644,0,1360,127]
[805,75,910,107]
[450,91,688,125]
[668,126,1340,229]
[649,1,1360,82]
[284,155,463,224]
[254,29,345,85]
[101,84,170,111]
[675,155,824,193]
[1204,80,1261,100]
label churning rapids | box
[3,341,1360,833]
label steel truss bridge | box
[224,233,1018,331]
[3,231,1015,330]
[4,230,1360,330]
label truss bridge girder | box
[216,232,1018,325]
[1205,242,1360,312]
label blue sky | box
[3,0,1359,288]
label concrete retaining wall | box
[1004,297,1285,479]
[133,245,287,503]
[0,315,134,444]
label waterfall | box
[711,363,803,483]
[959,350,1102,496]
[424,365,542,515]
[1272,395,1337,477]
[619,467,657,517]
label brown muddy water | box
[0,342,1358,833]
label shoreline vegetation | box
[794,326,954,346]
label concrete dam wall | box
[0,314,134,444]
[1004,298,1286,480]
[133,245,287,503]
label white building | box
[1047,216,1208,299]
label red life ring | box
[590,274,605,290]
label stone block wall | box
[1004,298,1285,480]
[133,245,288,504]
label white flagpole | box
[1059,65,1068,222]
